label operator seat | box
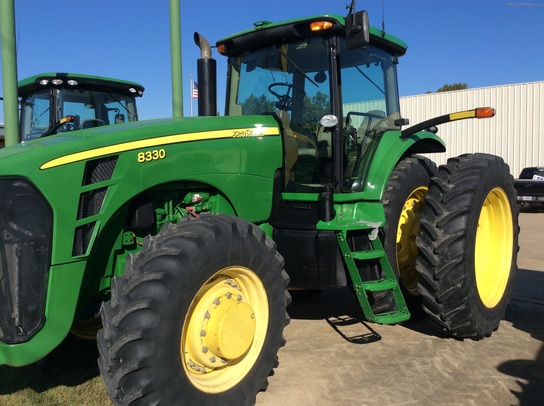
[358,110,385,156]
[358,110,386,136]
[315,125,332,158]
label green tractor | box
[0,6,517,406]
[1,72,143,146]
[16,72,143,141]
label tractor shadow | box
[287,267,544,343]
[288,287,383,344]
[288,286,447,342]
[505,268,544,341]
[499,268,544,406]
[0,334,101,395]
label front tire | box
[97,214,290,405]
[416,154,518,339]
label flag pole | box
[190,74,193,117]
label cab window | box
[340,42,401,191]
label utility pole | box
[169,0,183,118]
[0,0,20,146]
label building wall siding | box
[399,81,544,177]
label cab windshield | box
[20,86,139,141]
[226,36,401,192]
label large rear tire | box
[416,154,518,339]
[97,214,290,405]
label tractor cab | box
[215,12,446,305]
[218,13,407,193]
[18,73,144,141]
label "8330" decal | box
[137,149,166,163]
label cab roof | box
[18,72,145,96]
[217,13,408,57]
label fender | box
[362,107,496,200]
[362,130,445,200]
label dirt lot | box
[256,212,544,406]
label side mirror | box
[345,10,370,50]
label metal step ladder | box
[336,230,411,324]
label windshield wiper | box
[354,65,385,95]
[271,43,319,88]
[104,88,137,120]
[31,107,50,128]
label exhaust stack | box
[194,33,217,116]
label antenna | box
[346,0,356,15]
[381,0,386,37]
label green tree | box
[436,83,468,92]
[301,91,329,133]
[241,94,276,115]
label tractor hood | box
[0,115,281,177]
[0,113,283,266]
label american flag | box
[192,81,198,98]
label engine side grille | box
[82,156,118,186]
[78,187,107,220]
[73,222,96,256]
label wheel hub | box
[184,279,257,371]
[206,300,256,360]
[182,266,269,393]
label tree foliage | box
[436,83,468,92]
[240,91,330,135]
[301,91,329,134]
[241,95,276,115]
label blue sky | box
[1,0,543,121]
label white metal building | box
[399,81,544,177]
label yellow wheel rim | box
[396,186,428,295]
[475,187,513,308]
[181,266,268,393]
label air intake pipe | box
[194,32,217,116]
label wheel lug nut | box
[226,292,232,299]
[202,346,208,353]
[200,329,206,337]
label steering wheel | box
[59,121,76,132]
[268,82,293,111]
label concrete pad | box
[256,212,544,406]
